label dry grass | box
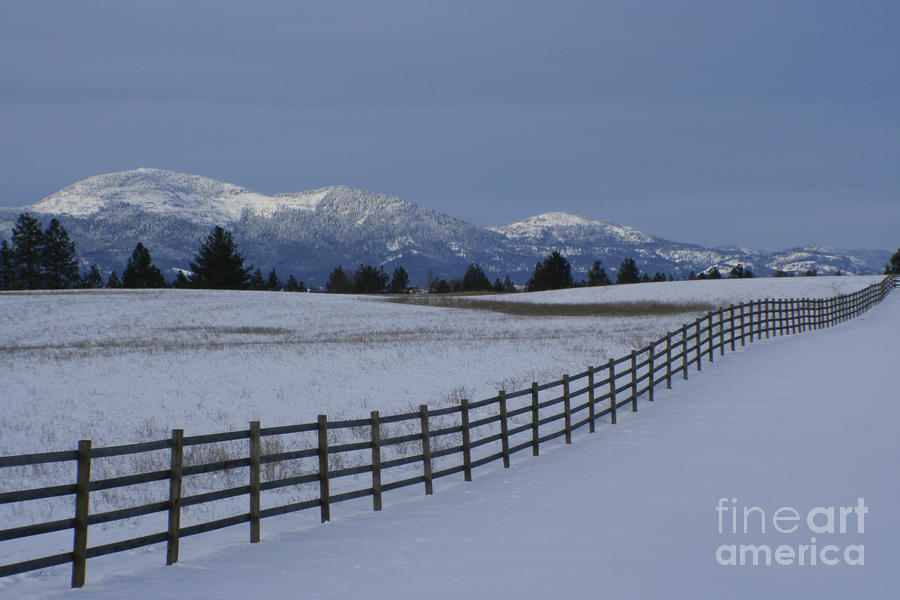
[389,296,717,317]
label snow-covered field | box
[1,276,879,455]
[1,276,895,598]
[0,275,889,596]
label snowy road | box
[10,292,900,599]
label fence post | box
[695,322,702,372]
[531,382,540,456]
[648,343,655,402]
[791,299,798,334]
[729,305,736,350]
[249,421,261,543]
[71,439,91,588]
[779,299,786,336]
[681,326,688,380]
[750,301,756,343]
[764,299,770,338]
[609,359,617,424]
[499,390,511,465]
[630,352,638,411]
[371,411,382,510]
[317,415,330,523]
[666,333,672,389]
[739,303,746,346]
[166,429,184,566]
[588,366,596,432]
[419,405,433,495]
[719,310,725,355]
[562,376,572,443]
[461,399,472,482]
[707,314,714,363]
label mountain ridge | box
[1,169,890,285]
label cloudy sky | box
[1,0,897,251]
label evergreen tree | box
[706,267,722,279]
[189,226,251,290]
[885,249,900,275]
[586,260,611,286]
[41,219,80,289]
[326,266,353,293]
[285,274,306,292]
[652,272,666,282]
[527,251,574,291]
[12,213,45,290]
[430,278,451,294]
[0,239,15,290]
[80,265,104,289]
[354,264,388,294]
[388,266,409,293]
[106,271,123,288]
[503,275,515,292]
[729,264,745,279]
[123,243,167,288]
[492,278,505,293]
[249,268,265,290]
[616,257,641,284]
[174,271,192,289]
[266,268,282,291]
[461,263,492,292]
[803,268,817,277]
[687,270,697,281]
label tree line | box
[0,214,307,292]
[6,212,894,293]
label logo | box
[714,497,866,567]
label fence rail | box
[1,275,897,587]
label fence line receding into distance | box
[1,275,897,588]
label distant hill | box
[0,168,889,285]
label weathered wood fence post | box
[531,382,540,456]
[588,366,597,431]
[665,333,672,389]
[461,399,472,482]
[249,421,261,543]
[371,411,382,510]
[317,415,330,523]
[71,439,91,588]
[419,405,433,495]
[499,390,511,465]
[729,305,736,350]
[630,352,638,411]
[609,359,617,424]
[166,428,184,566]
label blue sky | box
[1,0,897,251]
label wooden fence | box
[1,275,897,588]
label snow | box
[489,212,655,243]
[29,168,331,224]
[470,275,884,306]
[3,280,896,598]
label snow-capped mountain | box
[0,169,890,285]
[30,168,329,223]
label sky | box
[0,0,897,251]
